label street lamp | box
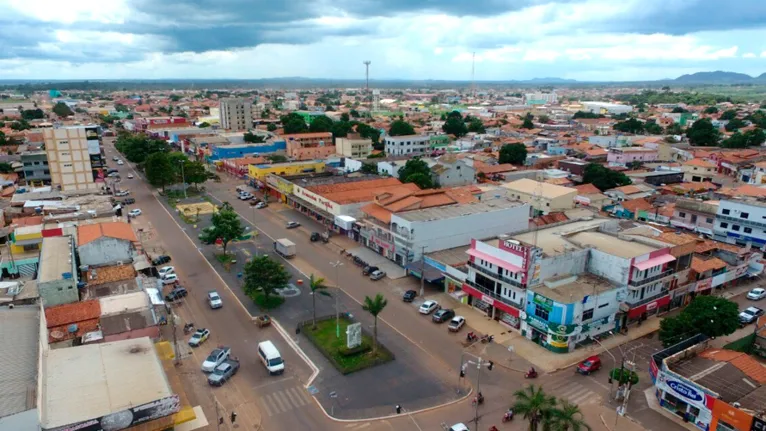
[590,335,618,399]
[330,260,343,338]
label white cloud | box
[743,52,756,58]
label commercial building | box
[523,92,558,105]
[336,134,373,158]
[0,306,40,429]
[283,132,335,160]
[501,178,577,215]
[580,101,634,115]
[21,151,50,186]
[77,222,139,286]
[671,198,718,236]
[43,126,100,192]
[682,159,717,183]
[607,147,659,165]
[38,235,79,307]
[384,134,446,157]
[219,98,253,131]
[131,116,190,133]
[208,141,287,162]
[713,197,766,247]
[248,160,326,184]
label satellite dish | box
[50,330,65,339]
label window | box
[706,218,713,224]
[582,309,594,321]
[534,304,549,320]
[732,225,740,231]
[722,209,730,215]
[741,212,749,219]
[598,302,609,309]
[744,227,753,234]
[678,212,686,218]
[720,222,728,228]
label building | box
[607,147,659,165]
[626,170,684,186]
[45,299,101,347]
[682,159,717,183]
[426,155,476,187]
[21,151,50,185]
[502,178,577,215]
[0,306,40,429]
[580,101,634,115]
[43,126,100,192]
[248,160,326,184]
[208,141,287,161]
[219,98,253,131]
[283,132,335,160]
[336,134,373,158]
[384,135,431,157]
[77,222,139,285]
[671,198,719,236]
[38,235,78,307]
[130,116,190,133]
[713,197,766,247]
[524,92,558,105]
[99,291,161,342]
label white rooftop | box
[99,291,151,316]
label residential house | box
[573,184,611,209]
[607,147,659,165]
[670,198,719,236]
[45,299,101,347]
[501,178,576,215]
[425,154,476,187]
[682,159,716,183]
[604,183,655,201]
[38,236,78,307]
[99,291,161,342]
[609,198,654,220]
[77,222,138,288]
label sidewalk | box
[642,387,698,431]
[580,404,648,431]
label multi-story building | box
[606,147,659,165]
[38,235,79,307]
[671,198,718,236]
[713,197,766,247]
[21,151,50,185]
[682,159,716,183]
[425,155,476,187]
[336,134,373,158]
[580,101,634,115]
[501,178,576,215]
[523,92,558,105]
[43,126,99,192]
[219,98,253,131]
[384,135,432,156]
[283,132,335,160]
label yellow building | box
[10,224,43,254]
[248,160,326,183]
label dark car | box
[362,265,379,276]
[152,255,171,266]
[121,198,136,205]
[310,232,321,242]
[165,287,188,302]
[249,198,262,206]
[402,290,417,302]
[432,308,455,323]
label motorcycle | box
[466,332,478,342]
[525,369,538,379]
[480,334,494,344]
[183,323,195,334]
[489,427,500,431]
[502,410,514,422]
[472,393,485,406]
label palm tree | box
[362,294,388,354]
[547,401,592,431]
[308,274,329,329]
[512,385,558,431]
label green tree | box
[182,161,208,190]
[521,117,535,129]
[21,109,44,120]
[308,274,330,329]
[10,119,31,130]
[198,122,210,128]
[356,123,381,144]
[644,120,663,135]
[404,172,434,189]
[331,121,352,139]
[537,115,551,124]
[267,154,288,163]
[388,119,415,136]
[114,103,129,112]
[362,293,388,354]
[340,113,350,122]
[244,131,266,143]
[360,163,378,174]
[0,162,13,173]
[52,102,74,117]
[659,296,740,347]
[725,117,746,132]
[687,118,721,146]
[572,111,603,119]
[207,203,246,256]
[144,152,175,192]
[613,118,645,134]
[671,107,688,113]
[499,143,527,165]
[720,110,738,121]
[665,123,684,135]
[281,113,308,134]
[0,131,6,146]
[746,128,766,146]
[582,163,632,191]
[267,123,277,132]
[442,111,468,137]
[549,401,592,431]
[350,109,360,118]
[309,115,334,133]
[468,117,486,133]
[398,158,433,189]
[512,385,558,431]
[243,255,290,308]
[703,106,719,114]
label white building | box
[523,92,558,105]
[384,135,430,156]
[580,102,634,115]
[713,198,766,248]
[219,98,253,131]
[43,126,99,192]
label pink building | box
[283,132,335,160]
[607,147,659,165]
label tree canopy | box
[572,111,604,119]
[499,143,527,165]
[703,106,719,114]
[582,163,632,191]
[719,110,739,121]
[388,119,415,136]
[21,109,44,120]
[144,152,175,191]
[243,131,266,143]
[243,255,290,308]
[721,129,766,149]
[613,90,740,106]
[724,117,746,132]
[441,111,469,137]
[686,118,721,146]
[309,115,334,133]
[644,120,663,135]
[280,113,308,134]
[52,102,74,117]
[659,296,739,347]
[613,118,645,134]
[206,203,246,256]
[398,157,434,189]
[267,123,277,132]
[115,133,169,164]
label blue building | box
[208,141,287,161]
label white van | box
[258,341,284,375]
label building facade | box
[219,98,253,131]
[21,151,50,185]
[607,147,659,165]
[384,135,431,156]
[43,126,99,192]
[502,179,577,215]
[283,132,335,160]
[713,198,766,247]
[336,135,373,158]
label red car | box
[577,355,602,375]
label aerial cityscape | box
[2,1,766,431]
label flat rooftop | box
[535,273,617,303]
[502,178,577,199]
[0,306,40,418]
[567,231,659,259]
[39,236,73,283]
[42,337,172,429]
[395,197,524,222]
[668,355,761,406]
[512,218,606,257]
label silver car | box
[208,291,223,309]
[369,270,386,281]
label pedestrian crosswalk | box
[547,380,602,406]
[259,386,315,417]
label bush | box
[610,368,639,385]
[301,316,393,374]
[339,343,371,357]
[254,293,285,310]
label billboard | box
[47,395,180,431]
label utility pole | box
[363,61,371,93]
[166,304,180,365]
[179,159,187,199]
[331,260,343,338]
[419,245,427,297]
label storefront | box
[656,370,716,431]
[627,294,671,323]
[461,282,521,330]
[710,400,753,431]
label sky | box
[1,0,766,81]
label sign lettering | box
[667,380,703,402]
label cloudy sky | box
[1,0,766,81]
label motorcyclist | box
[477,392,484,404]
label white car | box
[255,201,267,209]
[449,424,469,431]
[128,209,142,217]
[747,288,766,301]
[159,266,175,277]
[419,300,439,315]
[188,328,210,347]
[117,160,124,165]
[161,273,178,284]
[208,291,223,309]
[739,306,764,325]
[202,346,232,372]
[238,193,253,200]
[127,173,134,179]
[369,270,386,281]
[448,316,466,332]
[115,190,130,197]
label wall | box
[292,184,341,215]
[39,278,79,307]
[539,249,589,281]
[249,160,325,181]
[79,238,132,267]
[587,248,631,285]
[436,161,476,187]
[103,325,160,343]
[289,145,336,161]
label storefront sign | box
[696,278,713,292]
[533,293,554,311]
[502,240,527,256]
[372,236,394,251]
[481,295,495,306]
[294,186,337,213]
[526,314,548,332]
[667,379,704,402]
[712,400,753,431]
[628,295,670,319]
[752,417,766,431]
[48,395,180,431]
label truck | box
[274,238,296,258]
[207,359,240,386]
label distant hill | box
[522,77,579,84]
[674,71,755,84]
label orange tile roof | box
[612,185,643,195]
[474,162,517,175]
[320,183,421,205]
[621,198,653,212]
[684,159,716,168]
[574,184,601,195]
[699,349,766,384]
[691,256,727,273]
[78,222,138,246]
[360,203,394,224]
[718,184,766,198]
[657,231,698,246]
[45,300,101,327]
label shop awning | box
[467,249,522,273]
[405,260,445,283]
[633,254,676,271]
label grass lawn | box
[254,293,285,310]
[301,317,394,375]
[724,333,755,354]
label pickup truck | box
[207,359,240,386]
[274,238,296,258]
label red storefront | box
[462,282,522,329]
[627,294,671,320]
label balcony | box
[629,269,674,287]
[626,288,669,308]
[464,279,525,310]
[717,214,766,230]
[467,261,526,289]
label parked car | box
[402,290,417,302]
[577,355,602,375]
[448,316,465,332]
[310,232,321,242]
[238,193,253,200]
[112,156,119,161]
[108,172,120,178]
[208,291,223,309]
[249,198,262,206]
[747,288,766,301]
[255,202,268,209]
[208,359,240,386]
[286,221,301,229]
[121,198,136,205]
[117,160,124,165]
[128,209,142,217]
[739,306,764,325]
[162,273,179,284]
[165,286,188,302]
[115,190,130,197]
[152,255,171,266]
[188,328,210,347]
[362,265,379,276]
[419,300,439,315]
[127,173,134,179]
[432,308,455,323]
[158,266,175,277]
[369,270,386,281]
[201,346,232,372]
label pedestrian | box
[230,411,237,424]
[395,405,401,414]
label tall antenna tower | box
[470,52,476,98]
[363,61,371,93]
